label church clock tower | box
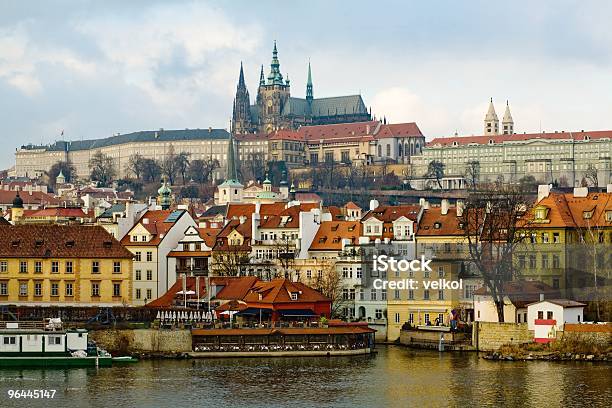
[257,41,291,133]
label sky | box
[1,0,612,169]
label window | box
[529,255,536,269]
[135,251,141,261]
[349,289,355,300]
[113,262,121,274]
[19,282,27,296]
[34,261,42,273]
[394,289,401,300]
[438,290,444,300]
[408,289,414,300]
[424,270,430,278]
[537,311,544,319]
[541,254,549,268]
[370,289,377,301]
[92,261,100,274]
[381,289,387,301]
[552,254,560,269]
[375,309,383,320]
[34,282,42,296]
[424,313,430,324]
[552,278,560,289]
[0,261,6,272]
[518,255,526,269]
[136,289,141,299]
[541,233,549,243]
[135,270,142,281]
[91,282,100,297]
[146,289,152,300]
[0,281,7,295]
[553,233,560,243]
[438,266,445,278]
[356,267,362,279]
[65,283,73,296]
[394,313,400,324]
[438,313,444,324]
[342,289,349,300]
[409,313,414,324]
[146,252,153,262]
[4,337,16,345]
[66,261,73,274]
[146,270,153,281]
[547,311,553,320]
[51,261,59,273]
[423,290,430,300]
[290,292,298,301]
[113,283,121,297]
[306,270,312,279]
[20,261,28,273]
[51,282,59,296]
[48,336,62,345]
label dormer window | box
[606,211,612,222]
[290,292,298,301]
[131,235,138,242]
[534,206,549,221]
[583,210,593,219]
[433,222,441,229]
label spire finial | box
[306,61,314,101]
[238,61,246,88]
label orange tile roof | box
[0,225,132,258]
[529,192,612,229]
[429,129,612,147]
[345,201,361,210]
[259,203,318,229]
[298,120,379,141]
[309,220,361,251]
[416,207,463,236]
[0,191,60,206]
[362,205,420,223]
[269,129,304,141]
[120,209,185,246]
[243,278,330,304]
[198,227,221,248]
[226,202,287,219]
[22,207,92,219]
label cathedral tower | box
[502,100,514,134]
[232,62,253,134]
[257,41,291,133]
[484,98,499,135]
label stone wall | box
[473,322,533,351]
[561,323,612,348]
[90,329,192,353]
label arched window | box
[398,144,403,156]
[415,142,420,152]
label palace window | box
[423,290,430,300]
[0,261,6,273]
[135,270,141,281]
[0,282,8,295]
[136,289,141,300]
[66,261,73,274]
[395,313,400,324]
[91,282,100,297]
[135,251,141,261]
[113,283,121,297]
[51,282,59,297]
[92,261,100,274]
[19,282,27,296]
[146,270,153,280]
[34,261,42,273]
[51,261,59,273]
[370,289,377,301]
[375,309,383,320]
[146,252,153,262]
[20,261,28,273]
[146,289,152,300]
[34,282,42,296]
[113,262,121,274]
[65,283,73,296]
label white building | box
[526,299,586,331]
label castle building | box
[232,42,371,134]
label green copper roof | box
[280,95,368,118]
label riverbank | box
[483,338,612,362]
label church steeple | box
[267,41,284,85]
[502,100,514,134]
[259,64,265,86]
[306,61,313,102]
[484,97,499,136]
[217,132,243,205]
[232,62,252,134]
[226,132,238,182]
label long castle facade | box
[232,42,371,134]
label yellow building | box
[0,225,133,306]
[386,202,471,341]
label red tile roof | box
[416,207,463,236]
[226,202,287,219]
[528,192,612,229]
[0,225,132,258]
[243,278,330,304]
[362,205,420,223]
[259,204,319,229]
[269,129,304,141]
[309,221,361,251]
[474,281,560,308]
[428,129,612,147]
[345,201,361,210]
[120,209,186,246]
[0,191,59,206]
[22,207,92,219]
[375,123,423,139]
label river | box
[0,346,610,407]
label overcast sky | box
[2,0,612,169]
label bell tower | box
[257,41,291,133]
[484,98,499,135]
[232,62,253,134]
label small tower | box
[157,177,172,210]
[279,171,289,199]
[56,169,66,185]
[484,98,499,136]
[262,174,272,193]
[289,183,296,202]
[502,100,514,135]
[306,61,314,102]
[11,192,24,223]
[232,62,252,134]
[217,133,243,205]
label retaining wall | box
[90,329,192,353]
[473,322,533,351]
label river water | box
[0,346,610,407]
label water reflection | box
[0,347,609,408]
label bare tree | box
[141,158,161,183]
[460,186,534,322]
[175,151,191,184]
[188,158,220,184]
[583,164,598,187]
[240,152,266,182]
[310,262,349,318]
[464,160,480,190]
[160,144,179,184]
[126,153,145,179]
[426,160,445,190]
[89,151,116,187]
[211,245,252,276]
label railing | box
[0,321,45,330]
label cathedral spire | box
[306,61,313,102]
[259,64,265,86]
[238,61,246,89]
[502,100,514,135]
[267,41,284,85]
[226,132,238,182]
[484,97,499,135]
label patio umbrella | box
[156,311,161,320]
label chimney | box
[142,218,149,225]
[441,199,449,215]
[537,184,552,202]
[456,200,464,217]
[369,199,379,211]
[366,125,370,134]
[255,202,261,214]
[573,187,588,198]
[239,215,247,224]
[539,293,544,301]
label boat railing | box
[0,320,62,330]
